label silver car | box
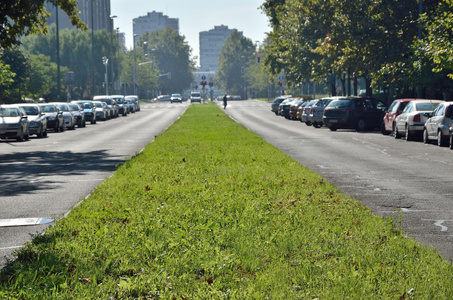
[423,102,453,146]
[17,103,48,138]
[92,101,108,121]
[301,100,318,126]
[394,99,445,141]
[308,98,336,128]
[0,105,30,141]
[55,102,76,130]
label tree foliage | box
[0,0,86,49]
[216,30,255,96]
[138,28,195,95]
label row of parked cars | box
[0,95,140,142]
[272,95,453,148]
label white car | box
[55,102,77,130]
[394,99,445,141]
[0,104,30,141]
[170,93,182,103]
[190,92,201,103]
[423,102,453,146]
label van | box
[190,92,202,103]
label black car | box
[271,97,286,115]
[38,103,65,132]
[322,97,388,131]
[279,99,293,119]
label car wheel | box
[313,122,322,128]
[381,122,390,135]
[356,119,366,131]
[16,128,24,142]
[394,124,401,138]
[405,125,412,141]
[423,128,429,144]
[329,127,337,131]
[305,121,312,126]
[438,131,446,147]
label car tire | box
[405,125,412,141]
[356,119,366,131]
[423,128,429,144]
[394,124,402,139]
[329,127,337,131]
[438,131,446,147]
[381,122,390,135]
[313,122,322,128]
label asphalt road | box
[0,102,188,268]
[221,99,453,261]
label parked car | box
[394,99,444,140]
[72,100,97,124]
[111,95,128,116]
[170,93,182,103]
[271,97,286,115]
[125,95,140,111]
[323,97,388,131]
[92,101,108,121]
[93,96,118,118]
[301,100,319,126]
[0,105,30,141]
[125,98,136,113]
[289,99,304,120]
[68,103,86,128]
[39,103,65,132]
[189,92,201,103]
[55,102,76,130]
[17,103,48,138]
[381,99,411,135]
[297,102,310,121]
[423,102,453,146]
[278,99,293,119]
[308,97,335,128]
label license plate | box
[329,119,338,123]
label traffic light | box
[257,54,261,63]
[209,82,214,88]
[278,80,283,86]
[201,81,207,87]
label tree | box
[216,30,255,97]
[0,60,15,101]
[138,28,195,95]
[0,47,30,102]
[0,0,85,49]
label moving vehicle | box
[0,104,30,141]
[17,103,48,138]
[394,99,444,140]
[190,92,202,103]
[170,93,182,103]
[323,97,387,131]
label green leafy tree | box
[138,28,195,95]
[0,0,85,49]
[216,30,255,97]
[0,47,30,102]
[0,61,15,102]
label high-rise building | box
[45,0,113,33]
[133,11,179,43]
[199,25,238,72]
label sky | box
[110,0,271,67]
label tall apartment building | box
[133,11,179,43]
[45,0,113,33]
[199,25,237,72]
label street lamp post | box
[110,15,117,92]
[102,56,109,95]
[116,27,121,95]
[133,33,138,95]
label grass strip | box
[1,104,453,299]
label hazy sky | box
[110,0,271,66]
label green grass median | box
[1,104,453,299]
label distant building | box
[45,0,114,33]
[133,11,179,43]
[199,25,238,73]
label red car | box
[381,99,411,135]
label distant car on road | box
[125,95,140,111]
[190,92,202,103]
[111,95,128,116]
[68,103,86,128]
[55,102,76,130]
[170,93,182,103]
[271,97,286,115]
[157,95,171,102]
[92,101,109,121]
[72,100,97,124]
[17,103,48,138]
[0,104,30,141]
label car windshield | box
[416,102,441,111]
[69,104,79,111]
[93,102,103,108]
[328,99,351,108]
[0,107,19,117]
[100,99,113,105]
[112,97,124,104]
[79,102,92,109]
[56,104,69,112]
[191,93,200,97]
[172,94,181,97]
[22,106,39,115]
[41,105,56,112]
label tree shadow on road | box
[0,150,124,197]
